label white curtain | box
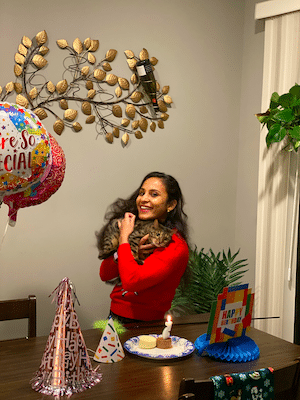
[255,11,300,340]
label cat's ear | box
[153,219,159,228]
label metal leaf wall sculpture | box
[0,30,173,146]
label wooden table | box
[1,314,300,400]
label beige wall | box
[0,0,264,339]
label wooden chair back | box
[0,295,36,338]
[178,360,300,400]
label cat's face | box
[136,177,176,222]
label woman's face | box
[136,177,176,221]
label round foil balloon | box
[4,133,66,226]
[0,102,52,203]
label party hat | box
[31,277,102,397]
[94,316,125,363]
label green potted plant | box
[171,247,248,315]
[256,83,300,151]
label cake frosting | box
[138,335,157,349]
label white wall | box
[0,0,264,339]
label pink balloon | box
[3,133,66,226]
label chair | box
[0,295,36,338]
[178,360,300,400]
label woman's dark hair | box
[96,171,189,248]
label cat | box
[98,218,174,262]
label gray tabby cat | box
[98,218,174,262]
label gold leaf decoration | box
[57,39,69,49]
[84,38,91,49]
[14,82,23,94]
[22,36,32,48]
[53,119,65,135]
[106,132,114,143]
[164,95,173,104]
[88,53,96,64]
[103,62,112,71]
[60,99,68,110]
[16,94,29,108]
[113,127,119,138]
[124,50,135,59]
[81,66,90,76]
[140,106,148,114]
[29,87,38,100]
[36,30,48,46]
[112,105,122,118]
[89,40,99,52]
[160,113,169,121]
[125,104,135,119]
[15,53,25,65]
[106,74,118,86]
[127,59,137,70]
[87,89,96,99]
[64,109,78,121]
[94,69,106,81]
[158,120,164,129]
[0,87,2,96]
[82,101,92,115]
[130,91,142,103]
[39,46,49,55]
[86,115,95,124]
[150,57,158,66]
[135,131,143,139]
[132,120,139,130]
[56,79,68,94]
[14,64,23,77]
[86,80,93,90]
[139,118,148,132]
[121,133,129,146]
[32,54,47,68]
[18,44,28,56]
[47,81,56,93]
[139,48,149,60]
[115,87,122,98]
[73,122,82,132]
[5,82,14,94]
[118,77,129,90]
[34,108,48,120]
[158,100,167,112]
[121,118,130,127]
[150,121,156,132]
[156,81,160,91]
[105,49,117,62]
[162,86,170,94]
[131,74,138,84]
[73,38,83,54]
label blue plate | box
[124,334,195,360]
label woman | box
[96,171,189,323]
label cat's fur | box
[98,219,174,262]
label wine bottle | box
[136,59,159,113]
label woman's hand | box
[118,212,135,245]
[138,234,157,261]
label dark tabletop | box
[1,314,300,400]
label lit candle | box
[162,315,173,339]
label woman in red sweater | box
[96,171,190,323]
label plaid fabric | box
[210,367,274,400]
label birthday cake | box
[156,336,172,349]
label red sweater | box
[99,233,189,321]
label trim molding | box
[255,0,300,20]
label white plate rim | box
[123,334,195,360]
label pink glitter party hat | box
[31,277,102,398]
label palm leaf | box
[171,247,248,315]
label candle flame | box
[167,315,172,322]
